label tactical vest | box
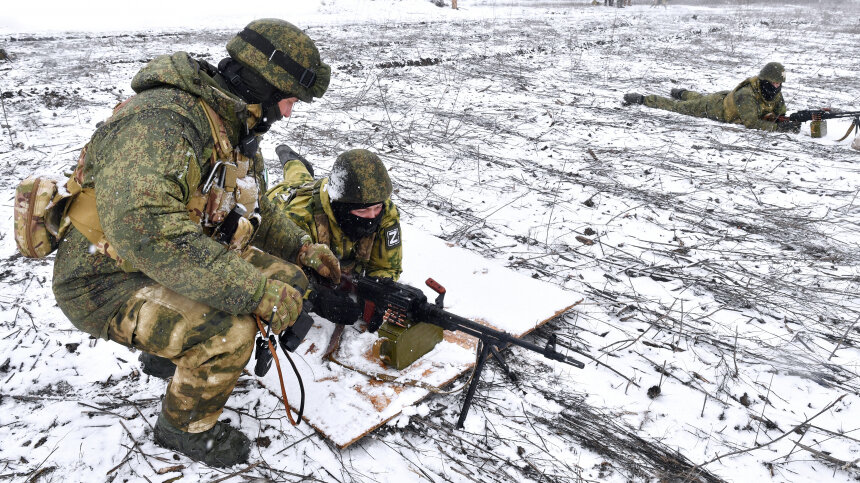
[288,179,375,274]
[64,97,262,269]
[722,76,779,124]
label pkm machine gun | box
[326,274,585,428]
[785,108,860,141]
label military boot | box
[622,93,644,105]
[139,352,176,379]
[670,88,688,100]
[275,144,314,177]
[153,413,250,467]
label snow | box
[2,0,860,482]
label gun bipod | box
[455,338,522,429]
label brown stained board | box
[322,300,582,448]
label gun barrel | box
[790,109,860,123]
[422,305,585,369]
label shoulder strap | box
[354,235,374,263]
[310,180,331,246]
[198,99,233,160]
[723,77,755,123]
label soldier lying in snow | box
[623,62,800,133]
[267,147,403,282]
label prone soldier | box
[266,147,403,324]
[623,62,800,133]
[267,147,402,279]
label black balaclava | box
[759,79,781,102]
[218,57,288,131]
[331,201,384,241]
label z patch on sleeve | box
[384,224,402,249]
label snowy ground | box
[2,1,860,482]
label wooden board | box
[257,225,582,448]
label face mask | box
[760,79,781,101]
[218,58,288,123]
[331,202,384,240]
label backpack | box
[13,175,73,258]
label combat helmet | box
[226,19,330,102]
[759,62,786,84]
[327,149,393,204]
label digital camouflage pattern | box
[759,62,786,84]
[297,242,341,282]
[327,149,393,204]
[642,76,787,132]
[53,51,310,340]
[226,19,330,103]
[108,248,306,432]
[252,277,305,334]
[266,159,403,280]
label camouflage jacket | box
[266,160,403,280]
[53,52,307,338]
[723,76,787,131]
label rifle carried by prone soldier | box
[781,108,860,140]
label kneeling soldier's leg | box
[109,285,256,432]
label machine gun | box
[783,109,860,141]
[313,273,585,428]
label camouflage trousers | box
[108,247,307,433]
[643,90,729,122]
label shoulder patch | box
[383,224,402,249]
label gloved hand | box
[297,241,341,284]
[776,120,801,133]
[253,279,303,334]
[312,285,361,325]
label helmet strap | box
[237,28,317,89]
[218,58,287,137]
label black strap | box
[238,28,317,89]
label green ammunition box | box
[810,119,827,138]
[374,321,443,370]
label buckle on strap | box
[298,70,316,89]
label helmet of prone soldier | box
[759,62,786,84]
[226,18,330,103]
[327,149,393,204]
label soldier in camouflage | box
[52,19,338,467]
[622,62,800,133]
[266,147,403,283]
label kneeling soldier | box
[52,19,339,467]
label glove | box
[297,241,341,284]
[312,285,361,325]
[253,279,303,334]
[275,144,314,177]
[776,120,801,133]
